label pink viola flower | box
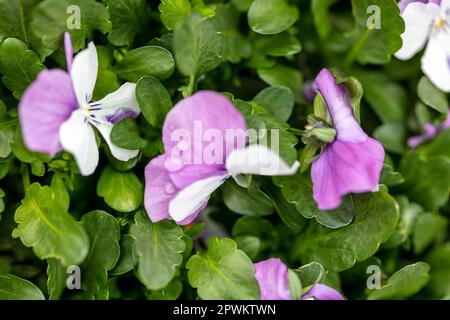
[311,69,385,211]
[254,258,344,301]
[144,91,299,225]
[19,33,140,176]
[395,0,450,92]
[408,109,450,147]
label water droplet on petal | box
[164,156,184,172]
[164,182,176,195]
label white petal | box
[71,42,98,105]
[441,0,450,15]
[422,31,450,92]
[92,82,140,122]
[95,123,139,162]
[395,3,440,60]
[225,144,300,176]
[59,109,99,176]
[169,174,229,222]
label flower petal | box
[94,123,139,162]
[315,69,367,143]
[302,284,344,300]
[395,2,439,60]
[70,42,98,105]
[59,109,99,176]
[168,174,229,223]
[19,69,77,157]
[254,258,292,300]
[162,90,247,189]
[311,138,385,211]
[91,82,139,124]
[421,29,450,92]
[226,144,299,176]
[144,154,208,225]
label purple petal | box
[162,90,247,189]
[441,109,450,130]
[64,32,73,72]
[315,69,367,143]
[311,138,385,211]
[19,69,77,157]
[144,154,205,225]
[254,258,292,300]
[303,80,318,103]
[398,0,441,13]
[105,108,139,124]
[302,284,344,300]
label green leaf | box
[110,117,147,150]
[130,212,185,290]
[426,244,450,298]
[97,166,143,212]
[380,163,404,187]
[159,0,192,30]
[113,46,175,82]
[0,274,45,300]
[373,122,406,154]
[234,235,260,260]
[46,258,66,300]
[294,262,326,288]
[148,278,183,300]
[399,156,450,210]
[253,86,294,121]
[367,262,430,300]
[419,128,450,159]
[80,211,121,299]
[173,13,224,77]
[311,0,338,39]
[248,0,299,35]
[13,183,89,266]
[232,216,278,254]
[92,46,120,101]
[110,234,135,276]
[186,237,260,300]
[348,0,404,64]
[295,192,399,272]
[417,76,448,114]
[136,76,172,128]
[0,110,15,158]
[0,38,44,99]
[31,0,111,55]
[108,0,148,46]
[257,64,303,102]
[253,33,301,57]
[223,181,274,216]
[273,172,355,229]
[412,213,448,255]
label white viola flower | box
[395,0,450,91]
[19,33,140,176]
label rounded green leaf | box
[97,166,143,212]
[253,85,294,121]
[248,0,299,35]
[110,118,147,150]
[0,274,45,300]
[417,76,448,114]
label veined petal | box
[71,42,98,105]
[302,284,344,300]
[64,32,73,72]
[422,29,450,92]
[315,69,367,143]
[19,69,77,157]
[398,1,441,14]
[90,82,139,124]
[395,2,439,60]
[162,91,246,189]
[144,154,209,225]
[59,109,99,176]
[94,123,139,162]
[311,138,385,211]
[168,174,229,223]
[254,258,292,300]
[225,144,299,176]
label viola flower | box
[311,69,385,211]
[19,33,140,176]
[395,0,450,92]
[408,109,450,147]
[144,91,299,225]
[254,258,344,301]
[398,0,441,13]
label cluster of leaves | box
[0,0,449,300]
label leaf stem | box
[288,128,306,136]
[21,163,30,191]
[345,28,370,66]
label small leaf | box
[159,0,192,30]
[110,117,147,150]
[257,64,303,102]
[110,235,135,276]
[113,46,175,82]
[136,76,172,128]
[253,86,294,121]
[373,122,406,154]
[46,258,66,300]
[97,166,143,212]
[130,212,185,290]
[254,33,301,57]
[108,0,148,46]
[223,181,274,216]
[417,76,448,114]
[294,262,326,288]
[186,237,260,300]
[248,0,299,35]
[412,213,448,255]
[13,183,89,266]
[0,274,45,300]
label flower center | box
[434,17,446,30]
